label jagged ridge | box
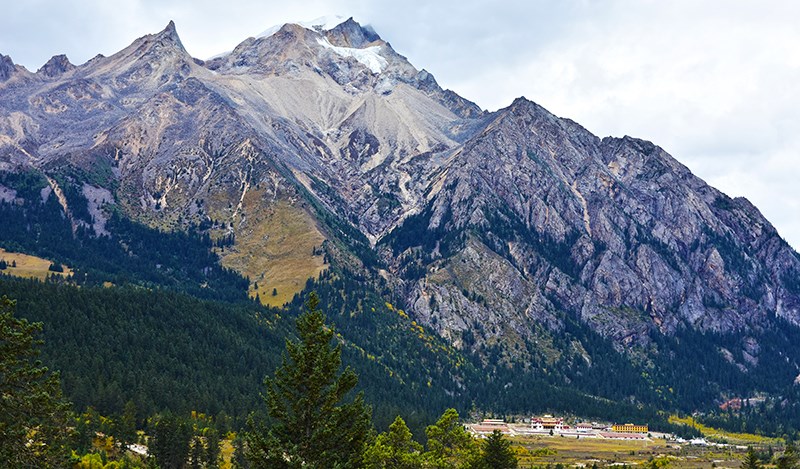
[1,18,800,412]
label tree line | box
[1,292,519,468]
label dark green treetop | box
[473,430,517,469]
[424,408,479,468]
[742,447,761,469]
[0,295,71,468]
[363,415,424,468]
[777,442,799,469]
[246,292,372,468]
[150,413,192,469]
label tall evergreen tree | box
[116,400,138,448]
[473,430,517,469]
[424,408,478,469]
[231,435,250,469]
[245,292,372,468]
[205,428,221,468]
[190,436,204,469]
[150,414,192,469]
[742,447,761,469]
[363,415,424,468]
[0,295,71,468]
[777,443,799,469]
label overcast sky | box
[2,0,799,249]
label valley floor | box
[509,434,751,468]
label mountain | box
[2,18,800,425]
[387,98,800,347]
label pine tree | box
[777,443,799,469]
[116,400,138,448]
[190,436,204,469]
[424,408,478,468]
[205,428,221,468]
[245,292,372,468]
[363,415,424,468]
[232,434,250,469]
[742,447,761,469]
[0,295,72,468]
[473,430,518,469]
[150,413,192,469]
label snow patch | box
[255,24,282,40]
[301,15,349,32]
[316,37,386,74]
[208,50,232,60]
[209,16,349,60]
[257,15,348,38]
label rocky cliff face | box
[0,54,17,81]
[37,54,75,78]
[1,18,799,372]
[387,98,800,353]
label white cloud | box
[1,0,798,249]
[403,0,800,249]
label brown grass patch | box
[511,434,746,468]
[0,248,73,281]
[219,197,327,307]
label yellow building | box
[612,423,648,433]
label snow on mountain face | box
[2,18,799,365]
[257,15,349,38]
[209,16,351,60]
[209,16,376,64]
[316,36,387,73]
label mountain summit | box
[36,54,75,77]
[0,54,22,81]
[1,19,799,413]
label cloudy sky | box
[2,0,799,249]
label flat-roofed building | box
[600,431,647,440]
[469,419,511,435]
[611,423,648,433]
[576,423,594,433]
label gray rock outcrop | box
[1,18,798,365]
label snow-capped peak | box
[207,16,350,60]
[256,15,348,39]
[301,15,349,32]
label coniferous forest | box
[3,170,800,468]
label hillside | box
[1,17,800,434]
